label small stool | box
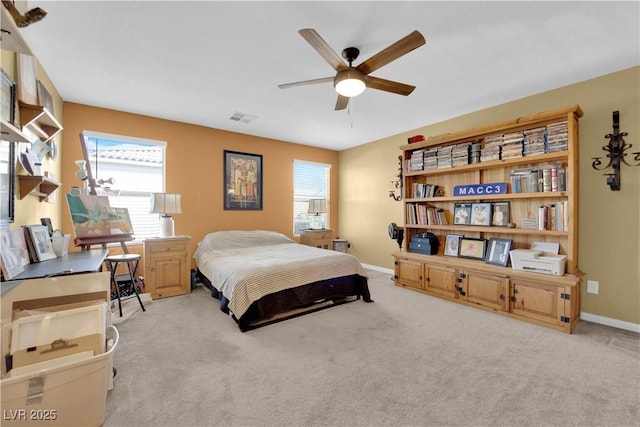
[104,254,146,317]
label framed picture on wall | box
[223,150,263,210]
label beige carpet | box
[104,270,639,427]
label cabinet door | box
[510,278,574,328]
[147,253,187,299]
[424,264,457,298]
[458,269,508,311]
[394,258,424,290]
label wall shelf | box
[0,5,33,54]
[18,102,63,143]
[18,175,61,201]
[0,120,30,143]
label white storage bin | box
[1,325,118,427]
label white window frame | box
[293,160,331,236]
[81,131,167,243]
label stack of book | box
[436,146,453,169]
[481,134,502,162]
[523,127,546,156]
[470,141,482,164]
[501,131,524,159]
[546,121,569,152]
[409,149,425,171]
[452,143,470,167]
[423,148,438,170]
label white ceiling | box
[18,1,640,151]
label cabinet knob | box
[510,296,517,302]
[150,267,155,272]
[499,294,505,300]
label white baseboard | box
[362,264,394,275]
[362,264,639,334]
[580,312,640,333]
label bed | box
[193,230,372,331]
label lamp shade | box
[308,199,327,215]
[150,193,182,216]
[334,69,366,97]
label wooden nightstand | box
[300,229,333,249]
[143,236,191,299]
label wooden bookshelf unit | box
[392,105,583,333]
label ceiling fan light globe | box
[334,70,366,97]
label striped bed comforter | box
[193,231,368,320]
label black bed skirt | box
[197,270,372,331]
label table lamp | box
[150,193,182,237]
[308,199,327,229]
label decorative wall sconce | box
[592,110,640,191]
[389,155,403,201]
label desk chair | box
[104,254,146,317]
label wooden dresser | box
[143,236,191,299]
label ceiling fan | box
[278,29,426,111]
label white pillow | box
[197,230,295,252]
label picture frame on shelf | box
[458,237,487,260]
[491,201,510,226]
[36,80,54,114]
[485,238,513,267]
[25,224,57,262]
[223,150,263,210]
[0,220,24,280]
[17,53,38,105]
[453,203,472,225]
[1,68,16,125]
[444,234,463,257]
[470,202,492,226]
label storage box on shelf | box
[392,105,583,333]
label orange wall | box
[61,102,339,264]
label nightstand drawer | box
[147,241,187,254]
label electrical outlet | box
[587,280,599,294]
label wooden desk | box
[1,251,110,326]
[6,250,108,282]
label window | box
[293,160,330,235]
[82,131,166,241]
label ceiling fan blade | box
[356,31,426,75]
[278,77,334,89]
[366,76,416,96]
[299,28,349,72]
[335,95,349,111]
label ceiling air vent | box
[229,112,258,124]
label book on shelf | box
[411,183,440,198]
[509,164,566,193]
[536,202,568,231]
[406,204,449,226]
